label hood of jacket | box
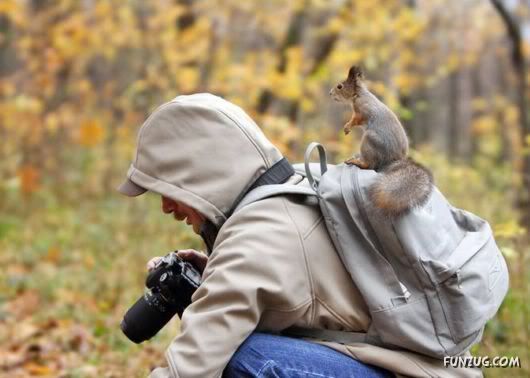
[118,93,284,227]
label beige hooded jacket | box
[119,93,482,378]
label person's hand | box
[176,249,208,274]
[146,249,208,274]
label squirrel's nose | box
[329,89,333,96]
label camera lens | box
[121,253,201,344]
[120,293,177,343]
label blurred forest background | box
[0,0,529,376]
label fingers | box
[176,249,203,260]
[177,249,208,274]
[147,256,163,271]
[147,250,208,274]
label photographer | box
[118,94,480,378]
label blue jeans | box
[224,333,393,378]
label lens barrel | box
[120,293,176,344]
[121,252,201,344]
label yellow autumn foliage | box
[472,115,497,135]
[17,165,40,195]
[0,2,528,375]
[78,120,105,147]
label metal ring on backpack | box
[304,142,328,191]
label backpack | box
[234,142,509,359]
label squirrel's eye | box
[337,84,343,89]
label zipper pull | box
[399,282,411,300]
[455,269,462,289]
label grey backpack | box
[235,142,509,358]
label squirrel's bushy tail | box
[368,158,433,217]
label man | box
[118,93,481,377]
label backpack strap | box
[202,158,295,254]
[235,143,328,214]
[304,142,328,191]
[246,157,295,192]
[234,149,375,348]
[233,184,317,214]
[282,326,368,345]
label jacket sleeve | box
[149,200,311,378]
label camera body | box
[121,252,201,343]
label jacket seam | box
[392,355,434,377]
[134,101,177,167]
[264,297,312,313]
[338,343,435,377]
[213,107,271,168]
[338,346,433,377]
[302,215,324,240]
[170,98,272,169]
[165,348,180,378]
[314,296,357,330]
[280,197,316,324]
[168,98,270,167]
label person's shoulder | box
[216,196,298,247]
[207,195,313,309]
[211,193,324,262]
[224,194,321,238]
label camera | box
[120,251,201,343]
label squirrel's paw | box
[343,123,353,135]
[352,113,364,126]
[345,157,370,169]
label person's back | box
[211,182,481,378]
[119,93,482,378]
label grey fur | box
[331,65,432,217]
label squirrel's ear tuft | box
[347,65,363,81]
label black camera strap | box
[200,157,294,254]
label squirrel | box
[329,65,433,217]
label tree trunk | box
[256,6,307,115]
[448,69,461,161]
[491,0,530,230]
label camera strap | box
[200,158,294,254]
